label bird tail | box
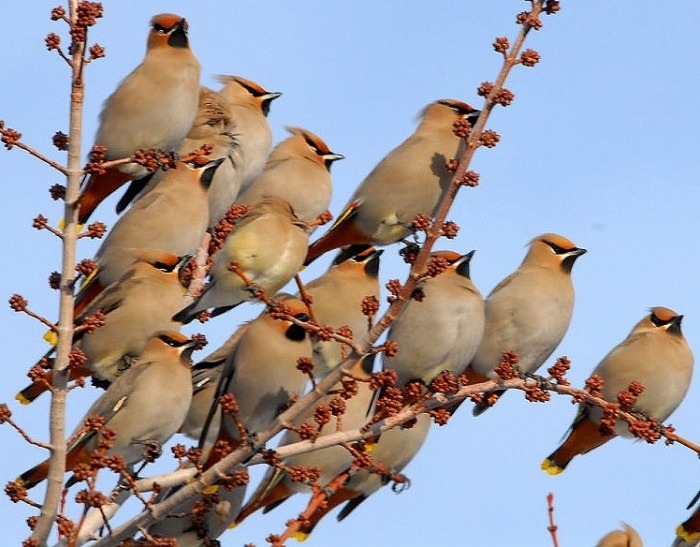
[541,416,614,475]
[15,459,51,490]
[304,202,369,266]
[293,485,359,540]
[172,299,205,324]
[234,469,293,526]
[16,363,93,405]
[78,169,134,224]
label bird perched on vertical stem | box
[542,307,693,475]
[201,295,313,470]
[461,233,586,414]
[16,249,190,404]
[304,99,480,265]
[78,13,201,223]
[16,331,196,489]
[301,247,382,377]
[383,250,484,389]
[238,126,343,225]
[173,196,310,323]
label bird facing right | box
[383,250,484,389]
[16,331,196,490]
[462,233,586,414]
[542,307,693,475]
[78,13,201,223]
[304,99,480,265]
[173,196,309,323]
[237,126,343,225]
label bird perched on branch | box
[542,307,693,475]
[76,159,222,314]
[304,99,479,265]
[461,233,586,414]
[16,249,189,404]
[78,13,200,223]
[200,295,313,471]
[16,331,196,489]
[383,250,484,389]
[115,76,280,227]
[291,413,432,540]
[234,354,377,526]
[173,196,309,323]
[206,75,281,226]
[238,126,343,225]
[300,246,382,377]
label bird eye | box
[160,334,186,347]
[545,241,571,255]
[152,24,168,34]
[153,261,176,273]
[650,312,671,328]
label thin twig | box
[547,492,560,547]
[4,417,52,450]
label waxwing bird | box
[79,159,222,310]
[206,75,281,226]
[143,445,246,547]
[114,86,234,214]
[120,77,282,223]
[462,233,586,415]
[237,126,343,225]
[292,413,431,540]
[78,13,200,223]
[16,250,189,404]
[235,354,377,525]
[542,307,693,475]
[173,196,310,324]
[302,247,382,377]
[597,523,643,547]
[201,295,313,470]
[304,99,480,265]
[383,250,484,388]
[145,486,245,547]
[16,331,196,489]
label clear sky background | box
[2,2,700,546]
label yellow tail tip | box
[79,262,100,289]
[58,218,84,233]
[15,392,31,406]
[540,458,564,476]
[228,521,239,530]
[677,523,700,542]
[292,531,310,542]
[14,477,26,487]
[202,484,219,495]
[365,442,379,452]
[43,329,58,346]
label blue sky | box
[2,2,700,545]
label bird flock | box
[12,13,700,546]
